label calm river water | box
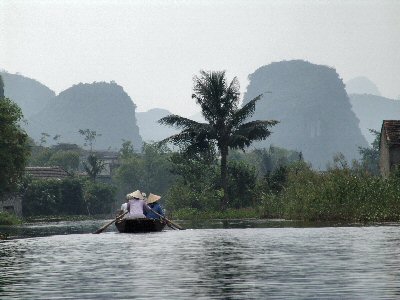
[1,220,400,299]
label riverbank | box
[5,200,400,226]
[258,166,400,223]
[0,212,22,226]
[0,214,109,240]
[0,212,21,239]
[171,207,260,220]
[23,214,112,223]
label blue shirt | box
[145,202,164,219]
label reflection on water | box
[1,221,400,299]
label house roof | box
[25,166,71,180]
[382,120,400,145]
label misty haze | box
[1,1,400,299]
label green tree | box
[114,143,175,196]
[53,134,61,143]
[0,97,29,195]
[28,141,82,168]
[358,129,380,175]
[229,146,302,177]
[28,146,53,166]
[83,154,105,182]
[165,152,219,211]
[159,70,278,209]
[119,139,135,159]
[22,178,87,216]
[226,160,257,208]
[47,150,80,173]
[264,165,289,194]
[114,153,142,194]
[83,181,116,215]
[78,129,101,151]
[40,132,50,146]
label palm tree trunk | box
[220,146,229,211]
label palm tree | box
[159,70,278,209]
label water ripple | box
[1,225,400,299]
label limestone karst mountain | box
[345,76,381,96]
[136,108,177,142]
[242,60,368,169]
[0,71,55,118]
[349,94,400,144]
[26,81,142,150]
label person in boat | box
[126,190,151,219]
[119,194,130,215]
[145,193,165,220]
[141,192,147,202]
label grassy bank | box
[24,214,113,223]
[171,207,260,220]
[0,212,22,225]
[259,164,400,222]
[169,164,400,223]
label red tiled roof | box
[25,167,70,180]
[382,120,400,145]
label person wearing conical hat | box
[141,192,147,202]
[126,190,151,219]
[145,193,164,220]
[119,193,131,214]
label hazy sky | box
[1,0,399,116]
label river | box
[1,220,400,299]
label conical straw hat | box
[146,193,161,204]
[128,190,144,200]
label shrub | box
[21,178,115,216]
[266,164,400,222]
[84,181,116,215]
[164,182,220,212]
[171,207,259,220]
[227,160,257,208]
[0,211,22,225]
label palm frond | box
[158,114,204,130]
[229,120,279,149]
[192,70,237,124]
[158,122,215,146]
[222,76,240,110]
[228,94,263,129]
[158,131,195,146]
[184,139,215,157]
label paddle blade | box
[93,212,128,234]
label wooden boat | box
[115,218,166,233]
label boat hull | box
[115,218,166,233]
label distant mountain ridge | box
[136,108,177,142]
[345,76,381,96]
[349,93,400,144]
[5,66,397,160]
[0,71,55,118]
[242,60,368,168]
[26,81,142,150]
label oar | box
[148,208,184,230]
[93,211,128,234]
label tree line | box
[0,72,392,222]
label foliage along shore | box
[172,162,400,223]
[0,212,22,226]
[3,137,396,224]
[260,163,400,223]
[3,72,398,226]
